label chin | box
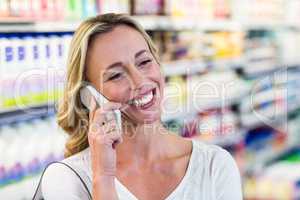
[122,104,162,125]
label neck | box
[116,118,171,165]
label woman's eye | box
[138,59,152,67]
[108,73,122,81]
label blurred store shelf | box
[0,175,40,199]
[210,57,245,69]
[1,16,298,32]
[163,59,206,76]
[162,58,244,76]
[0,103,56,126]
[134,16,243,31]
[210,130,246,146]
[0,17,33,24]
[246,143,300,174]
[1,57,298,126]
[1,1,300,199]
[192,129,246,147]
[241,103,300,129]
[161,89,249,122]
[0,20,80,32]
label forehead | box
[87,25,149,67]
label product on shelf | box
[165,0,203,18]
[0,0,65,20]
[163,119,184,135]
[0,33,71,111]
[191,107,238,140]
[214,0,231,19]
[152,30,244,64]
[0,33,72,76]
[244,148,300,199]
[149,31,205,62]
[187,70,249,110]
[65,0,83,20]
[163,105,241,147]
[165,0,231,19]
[0,0,296,26]
[162,70,243,146]
[161,69,249,125]
[0,0,9,17]
[276,30,300,65]
[287,114,300,147]
[285,0,300,26]
[131,0,164,15]
[232,0,285,23]
[168,31,205,61]
[0,116,66,189]
[240,69,300,129]
[97,0,129,15]
[150,30,244,65]
[243,30,280,77]
[206,31,244,60]
[162,75,188,117]
[0,0,130,21]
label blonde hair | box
[57,13,160,157]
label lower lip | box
[136,89,156,110]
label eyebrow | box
[135,49,148,58]
[105,49,149,71]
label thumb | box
[89,96,97,122]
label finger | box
[104,111,117,122]
[102,131,123,145]
[91,130,122,146]
[88,121,102,135]
[121,112,131,122]
[92,109,112,126]
[101,101,122,112]
[101,122,119,134]
[113,134,123,145]
[89,95,97,123]
[89,117,116,135]
[88,123,123,148]
[112,139,121,149]
[110,130,123,149]
[90,101,119,125]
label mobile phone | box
[80,85,122,131]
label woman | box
[41,13,242,200]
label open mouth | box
[128,88,157,110]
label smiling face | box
[85,25,165,124]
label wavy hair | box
[57,13,160,157]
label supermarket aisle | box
[0,1,300,199]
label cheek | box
[150,65,165,89]
[103,83,129,102]
[146,66,165,103]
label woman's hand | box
[88,97,122,200]
[88,96,123,176]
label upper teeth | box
[132,91,153,107]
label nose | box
[129,67,144,90]
[127,63,147,92]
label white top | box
[41,139,243,200]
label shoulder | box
[62,147,91,167]
[191,139,243,200]
[191,139,236,165]
[41,149,92,199]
